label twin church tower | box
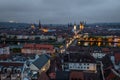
[31,20,84,34]
[73,22,85,34]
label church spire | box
[38,20,42,29]
[73,23,77,35]
[80,22,84,31]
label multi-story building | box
[0,62,26,80]
[0,45,10,55]
[62,53,97,72]
[64,62,96,71]
[91,51,106,59]
[29,54,50,79]
[21,43,55,55]
[7,34,56,40]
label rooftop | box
[64,53,96,63]
[32,54,50,69]
[23,43,54,50]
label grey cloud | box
[0,0,120,24]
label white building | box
[0,45,10,55]
[63,62,96,71]
[91,51,106,59]
[57,35,64,43]
[62,53,97,73]
[0,62,26,80]
[7,34,56,40]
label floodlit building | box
[29,54,50,79]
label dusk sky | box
[0,0,120,24]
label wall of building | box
[21,48,54,55]
[39,60,50,74]
[0,47,10,55]
[64,63,96,71]
[92,52,106,59]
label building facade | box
[63,62,96,71]
[0,45,10,55]
[21,44,55,55]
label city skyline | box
[0,0,120,24]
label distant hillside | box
[0,22,31,28]
[92,22,120,25]
[86,22,120,28]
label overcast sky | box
[0,0,120,24]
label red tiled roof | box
[0,44,7,48]
[70,71,84,80]
[106,72,116,80]
[0,62,24,67]
[39,72,50,80]
[102,48,110,52]
[49,72,56,79]
[23,44,54,50]
[114,53,120,64]
[0,54,10,60]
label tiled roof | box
[102,48,110,52]
[56,71,69,80]
[0,44,7,48]
[84,72,98,80]
[70,71,84,80]
[114,53,120,64]
[0,54,10,60]
[23,43,54,50]
[106,71,116,80]
[38,72,50,80]
[32,54,50,69]
[0,62,24,67]
[64,53,96,63]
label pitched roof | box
[0,44,8,48]
[23,44,54,50]
[38,72,50,80]
[70,71,84,80]
[64,53,96,63]
[0,54,10,60]
[32,54,50,69]
[0,62,24,67]
[114,53,120,64]
[56,71,69,80]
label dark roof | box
[64,53,96,63]
[84,72,98,80]
[56,71,69,80]
[32,54,50,69]
[0,62,24,67]
[114,53,120,64]
[0,54,10,60]
[39,72,50,80]
[0,44,8,48]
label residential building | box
[29,54,50,79]
[111,53,120,73]
[7,34,56,40]
[70,71,84,80]
[0,45,10,55]
[57,35,64,43]
[91,51,106,59]
[21,43,55,55]
[0,62,26,80]
[62,53,97,72]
